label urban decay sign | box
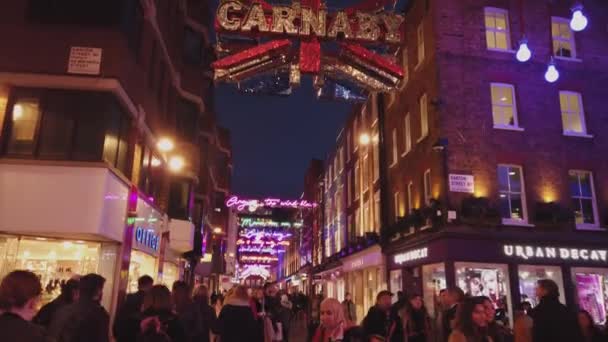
[503,245,608,263]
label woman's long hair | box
[143,285,172,312]
[172,281,192,312]
[453,296,487,339]
[403,294,430,335]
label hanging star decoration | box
[212,0,406,101]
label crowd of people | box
[1,269,607,342]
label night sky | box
[215,80,351,198]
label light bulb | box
[545,62,559,83]
[570,9,588,32]
[516,41,531,62]
[168,156,185,172]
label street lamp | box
[168,155,185,172]
[157,137,174,152]
[359,133,371,146]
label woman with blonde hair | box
[312,298,361,342]
[215,285,263,342]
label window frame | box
[402,113,411,156]
[423,169,432,205]
[390,128,398,167]
[497,164,529,225]
[559,91,589,137]
[551,17,577,60]
[569,170,600,230]
[490,83,522,130]
[484,7,512,52]
[418,93,429,142]
[416,21,425,68]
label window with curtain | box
[484,8,511,50]
[552,17,576,58]
[498,165,527,223]
[559,91,587,135]
[569,170,599,229]
[491,83,519,129]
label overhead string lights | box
[515,0,531,62]
[570,2,588,32]
[545,57,560,83]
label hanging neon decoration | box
[239,228,292,241]
[241,255,279,263]
[226,195,318,211]
[212,0,406,98]
[240,264,272,280]
[239,217,304,228]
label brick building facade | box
[0,0,231,313]
[384,0,608,325]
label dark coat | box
[0,312,50,342]
[48,298,110,342]
[33,295,72,327]
[362,305,403,342]
[113,291,146,342]
[196,302,217,342]
[215,298,263,342]
[529,297,583,342]
[442,304,458,342]
[175,301,204,342]
[139,308,188,342]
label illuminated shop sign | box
[394,247,428,265]
[226,195,317,211]
[135,227,160,251]
[503,245,608,262]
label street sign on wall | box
[68,46,102,75]
[448,174,475,193]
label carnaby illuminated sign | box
[216,1,404,43]
[394,247,428,265]
[226,195,317,211]
[135,227,160,251]
[503,245,607,262]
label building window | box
[353,117,359,151]
[363,199,370,233]
[372,127,379,182]
[416,22,424,67]
[407,182,413,213]
[374,191,380,232]
[491,83,519,129]
[484,8,511,51]
[7,98,41,155]
[394,192,400,220]
[559,91,588,136]
[403,113,411,155]
[339,147,344,173]
[569,170,599,229]
[354,163,360,200]
[423,169,431,205]
[498,165,527,224]
[419,94,428,141]
[347,170,352,205]
[552,17,576,59]
[334,156,338,180]
[355,207,361,236]
[391,129,398,166]
[362,154,370,192]
[346,129,351,161]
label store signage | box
[135,227,160,251]
[503,245,608,262]
[68,46,102,75]
[216,1,404,44]
[448,174,474,193]
[343,247,383,272]
[394,247,428,265]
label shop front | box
[341,245,386,323]
[314,263,343,301]
[387,236,608,326]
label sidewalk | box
[288,313,309,342]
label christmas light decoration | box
[239,217,304,228]
[240,264,271,279]
[570,4,588,32]
[226,195,318,211]
[545,58,559,83]
[516,39,531,62]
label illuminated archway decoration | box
[213,0,406,100]
[240,264,271,280]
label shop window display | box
[422,263,446,318]
[161,262,179,288]
[572,267,608,325]
[456,262,512,326]
[518,265,565,307]
[128,250,158,292]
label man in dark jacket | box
[363,290,402,342]
[342,292,357,323]
[529,279,583,342]
[112,275,153,342]
[48,273,110,342]
[33,278,80,328]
